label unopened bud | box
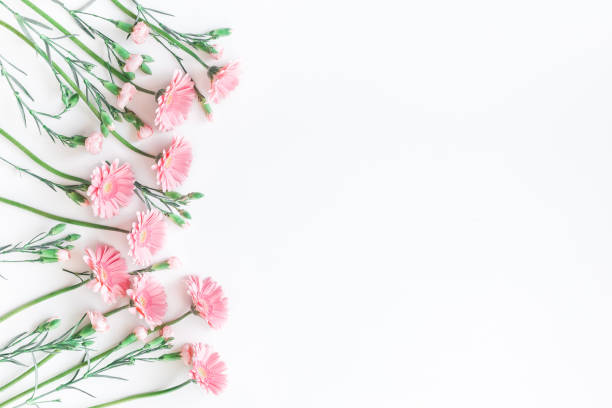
[113,20,133,33]
[35,317,61,333]
[168,213,186,227]
[113,42,131,59]
[118,333,138,348]
[164,191,182,200]
[102,80,120,95]
[158,352,182,361]
[65,233,81,242]
[207,28,232,38]
[140,63,152,75]
[189,192,204,200]
[66,191,89,207]
[49,224,66,236]
[145,336,165,349]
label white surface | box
[1,0,612,407]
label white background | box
[0,0,612,407]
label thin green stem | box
[0,280,88,324]
[0,310,193,407]
[88,380,193,407]
[109,0,209,68]
[0,197,129,233]
[0,128,88,183]
[0,20,156,159]
[0,304,129,395]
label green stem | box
[0,20,156,159]
[0,304,129,396]
[87,380,193,408]
[109,0,209,68]
[19,0,154,95]
[0,128,88,184]
[0,310,193,407]
[0,197,130,233]
[0,280,89,324]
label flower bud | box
[102,80,121,95]
[189,192,205,199]
[76,325,96,338]
[118,333,138,348]
[66,191,89,207]
[100,123,109,137]
[179,210,191,220]
[112,42,131,59]
[39,249,70,262]
[140,63,152,75]
[64,233,81,242]
[100,111,114,127]
[200,99,213,121]
[113,20,134,33]
[49,224,66,236]
[164,191,182,200]
[124,71,136,81]
[144,336,165,349]
[168,213,186,227]
[35,317,61,333]
[142,55,154,63]
[158,352,182,361]
[207,28,232,38]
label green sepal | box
[102,80,120,95]
[48,224,66,236]
[114,20,134,33]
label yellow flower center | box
[103,181,113,194]
[164,155,173,168]
[197,367,208,379]
[137,295,147,307]
[165,92,173,106]
[139,230,147,243]
[100,268,108,282]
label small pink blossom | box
[85,131,104,155]
[84,245,130,304]
[131,22,150,44]
[56,249,71,262]
[117,83,137,110]
[189,343,227,395]
[87,160,135,219]
[181,343,194,366]
[87,311,109,333]
[137,124,153,140]
[154,70,196,131]
[127,274,168,327]
[127,209,166,266]
[208,61,240,103]
[133,326,148,341]
[168,256,182,269]
[124,54,143,73]
[208,44,223,60]
[185,276,228,329]
[160,326,173,339]
[153,136,192,192]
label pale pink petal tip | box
[87,311,110,333]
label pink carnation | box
[168,256,182,269]
[127,274,168,327]
[117,83,137,110]
[181,343,194,365]
[133,325,148,341]
[84,245,130,304]
[185,276,228,329]
[137,124,153,140]
[124,54,143,73]
[87,311,109,333]
[160,325,173,339]
[127,209,166,266]
[85,131,104,155]
[208,44,223,60]
[87,160,135,219]
[57,249,71,262]
[131,22,150,44]
[154,70,196,131]
[153,136,192,192]
[189,343,227,395]
[208,61,240,103]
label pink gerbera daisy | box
[185,276,228,329]
[153,136,193,192]
[189,343,227,395]
[84,245,130,304]
[154,70,196,131]
[208,61,240,103]
[127,209,166,266]
[127,274,168,327]
[87,160,135,219]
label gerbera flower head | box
[153,135,193,192]
[154,69,196,131]
[84,244,130,304]
[189,343,227,395]
[185,276,228,329]
[127,209,166,266]
[208,61,240,103]
[127,274,168,327]
[87,159,135,219]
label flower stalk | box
[87,380,193,408]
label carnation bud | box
[76,325,96,338]
[112,42,131,59]
[158,352,182,361]
[48,224,66,236]
[113,20,134,33]
[118,333,138,348]
[200,99,213,121]
[144,336,165,349]
[102,80,121,96]
[164,191,182,200]
[168,213,186,227]
[189,192,205,199]
[100,111,114,127]
[64,233,81,242]
[39,249,70,262]
[179,209,191,219]
[35,317,61,333]
[66,135,87,147]
[142,55,154,63]
[124,71,136,81]
[66,191,89,206]
[140,63,152,75]
[207,28,232,38]
[100,123,109,137]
